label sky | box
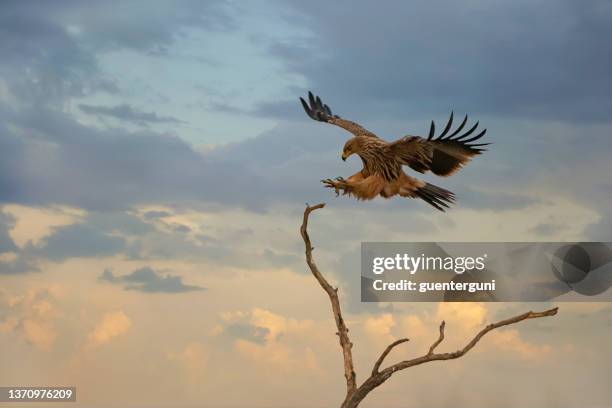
[1,1,612,407]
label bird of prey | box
[299,92,489,211]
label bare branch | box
[345,307,559,408]
[388,307,558,372]
[427,320,445,355]
[299,202,559,408]
[372,338,409,375]
[300,203,357,396]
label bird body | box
[300,92,489,211]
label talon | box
[322,177,348,197]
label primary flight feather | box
[300,91,489,211]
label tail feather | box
[414,183,455,211]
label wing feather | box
[299,91,378,138]
[388,112,489,177]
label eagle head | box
[342,137,362,161]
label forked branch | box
[300,203,559,408]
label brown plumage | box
[300,92,489,211]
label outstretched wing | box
[387,112,489,176]
[299,91,378,138]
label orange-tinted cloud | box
[86,310,132,348]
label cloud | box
[270,0,612,123]
[30,223,125,261]
[363,313,396,345]
[0,211,17,253]
[1,1,233,55]
[143,210,172,220]
[0,287,61,351]
[1,204,84,247]
[168,342,209,384]
[436,302,487,332]
[21,319,57,352]
[0,11,115,108]
[215,308,319,372]
[530,222,567,237]
[489,328,552,361]
[86,310,132,348]
[0,0,610,232]
[79,103,186,125]
[224,323,269,345]
[0,106,266,210]
[456,187,541,211]
[217,308,314,344]
[99,266,205,293]
[0,253,38,275]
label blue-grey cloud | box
[0,255,38,275]
[30,223,125,261]
[270,0,612,123]
[0,211,17,253]
[79,104,186,125]
[1,1,232,54]
[19,212,151,263]
[0,11,116,107]
[0,211,38,274]
[454,187,541,211]
[100,266,205,293]
[143,210,172,220]
[0,105,340,211]
[0,0,611,252]
[169,223,191,234]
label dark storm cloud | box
[271,0,612,123]
[79,104,186,125]
[99,266,205,293]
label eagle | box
[300,92,489,211]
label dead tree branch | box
[300,203,357,398]
[300,203,559,408]
[371,338,409,375]
[428,320,445,355]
